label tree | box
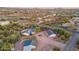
[53,27,71,41]
[1,42,11,51]
[53,47,60,51]
[77,38,79,45]
[35,27,41,32]
[7,32,20,44]
[76,38,79,49]
[53,27,71,35]
[60,35,66,40]
[0,18,6,21]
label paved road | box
[63,30,79,51]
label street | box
[63,30,79,51]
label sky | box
[0,0,79,7]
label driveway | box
[35,31,65,51]
[15,40,24,51]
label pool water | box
[23,40,32,46]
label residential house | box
[75,23,79,31]
[21,29,35,36]
[71,17,79,24]
[69,17,79,31]
[62,23,71,28]
[46,30,56,38]
[44,19,52,22]
[36,17,44,25]
[0,21,10,26]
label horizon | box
[1,7,79,9]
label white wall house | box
[21,29,35,36]
[0,21,10,26]
[62,23,71,28]
[46,30,56,38]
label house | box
[75,23,79,31]
[36,17,44,25]
[37,20,44,25]
[69,17,79,31]
[62,23,71,28]
[0,21,10,26]
[46,30,56,38]
[37,17,42,20]
[17,20,30,25]
[44,19,52,22]
[53,14,57,16]
[71,17,79,24]
[23,40,37,51]
[21,29,35,36]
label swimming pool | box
[23,40,36,51]
[23,40,32,46]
